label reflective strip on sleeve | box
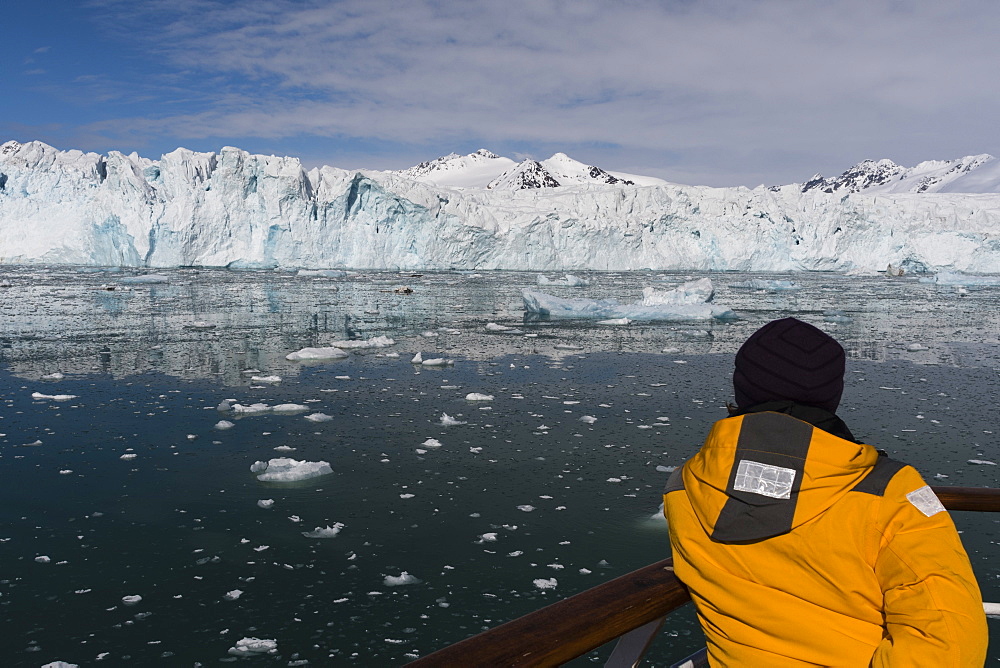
[905,485,946,517]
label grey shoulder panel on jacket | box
[851,455,908,496]
[663,467,685,494]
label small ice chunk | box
[479,533,498,542]
[215,420,235,430]
[257,499,274,508]
[250,375,282,384]
[968,459,997,466]
[250,461,269,473]
[985,602,1000,618]
[271,403,309,414]
[224,589,243,600]
[422,358,454,367]
[384,571,422,586]
[31,392,78,401]
[228,637,278,657]
[304,413,333,422]
[302,523,345,538]
[35,555,51,563]
[466,393,494,401]
[411,352,423,364]
[286,346,349,361]
[422,438,443,448]
[120,453,137,460]
[122,595,142,605]
[486,322,524,334]
[329,335,395,349]
[217,398,237,411]
[656,465,678,473]
[517,505,535,512]
[533,578,558,590]
[41,662,79,668]
[597,317,632,325]
[440,413,467,426]
[906,343,928,351]
[579,415,597,424]
[41,372,65,380]
[254,458,332,481]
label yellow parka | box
[664,403,987,667]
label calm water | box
[0,267,998,666]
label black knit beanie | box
[733,317,845,413]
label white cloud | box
[70,0,1000,185]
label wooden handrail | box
[406,486,1000,667]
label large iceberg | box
[523,278,735,320]
[2,140,1000,272]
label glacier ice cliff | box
[2,140,1000,272]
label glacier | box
[2,140,1000,272]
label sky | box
[2,0,999,188]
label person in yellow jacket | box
[664,317,988,666]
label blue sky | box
[3,0,999,187]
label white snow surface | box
[3,140,1000,273]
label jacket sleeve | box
[869,468,988,668]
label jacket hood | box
[682,405,879,543]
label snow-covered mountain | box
[396,149,651,190]
[2,139,1000,273]
[799,154,999,194]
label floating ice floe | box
[422,438,443,448]
[35,555,51,563]
[31,392,78,401]
[485,322,524,334]
[597,317,631,326]
[384,571,422,586]
[224,589,243,600]
[533,577,558,590]
[41,372,65,380]
[215,420,235,430]
[41,662,79,668]
[729,278,800,291]
[257,499,275,508]
[228,637,278,657]
[271,403,309,414]
[286,346,350,361]
[579,415,598,424]
[537,273,589,287]
[302,523,345,538]
[122,595,142,606]
[250,375,281,384]
[252,458,333,482]
[554,343,583,350]
[466,393,494,401]
[985,602,1000,618]
[329,335,395,349]
[921,271,1000,286]
[968,459,997,466]
[421,357,455,367]
[905,343,928,351]
[304,412,333,422]
[440,413,467,426]
[522,278,734,321]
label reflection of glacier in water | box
[0,266,998,665]
[3,267,1000,383]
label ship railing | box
[405,486,1000,668]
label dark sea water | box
[0,267,997,666]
